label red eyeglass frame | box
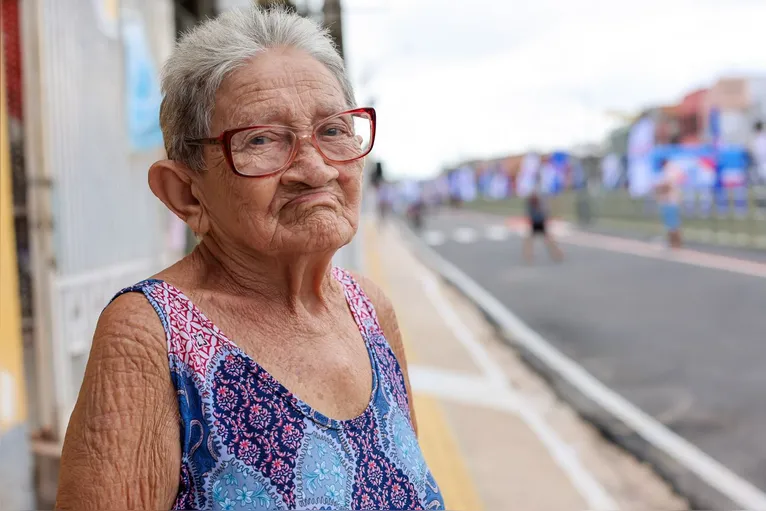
[187,107,376,178]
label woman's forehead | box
[224,100,346,130]
[213,50,346,129]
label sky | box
[341,0,766,179]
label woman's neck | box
[190,238,338,314]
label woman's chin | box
[275,215,357,254]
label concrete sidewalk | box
[361,218,686,511]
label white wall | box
[23,0,178,440]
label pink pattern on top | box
[154,283,227,376]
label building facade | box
[2,0,181,506]
[1,24,34,509]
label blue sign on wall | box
[122,13,164,152]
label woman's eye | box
[249,136,270,145]
[322,124,349,137]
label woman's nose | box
[283,135,340,186]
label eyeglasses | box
[187,107,376,177]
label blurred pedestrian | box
[523,191,564,263]
[447,169,465,207]
[376,180,392,225]
[654,158,685,249]
[56,6,444,511]
[401,179,425,231]
[751,120,766,184]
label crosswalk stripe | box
[422,223,572,245]
[423,230,446,246]
[485,225,510,241]
[453,227,478,243]
[555,223,572,236]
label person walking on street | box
[750,121,766,184]
[523,191,563,263]
[376,180,392,226]
[654,158,685,249]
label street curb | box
[395,219,766,511]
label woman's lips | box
[286,190,337,207]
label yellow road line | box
[364,222,484,511]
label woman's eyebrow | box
[230,106,291,128]
[314,105,347,120]
[228,105,348,129]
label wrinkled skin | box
[189,47,361,259]
[56,48,416,510]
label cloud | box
[344,0,766,178]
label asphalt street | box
[412,207,766,494]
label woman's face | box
[194,48,362,257]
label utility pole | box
[256,0,298,13]
[174,0,216,36]
[322,0,344,61]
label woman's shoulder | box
[347,271,393,316]
[346,271,402,346]
[95,289,169,364]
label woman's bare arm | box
[56,293,180,510]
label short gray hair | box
[159,5,356,171]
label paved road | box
[413,208,766,494]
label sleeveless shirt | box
[114,267,445,510]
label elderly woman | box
[56,6,444,511]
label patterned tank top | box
[115,268,444,510]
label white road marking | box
[407,230,766,511]
[423,230,446,246]
[453,227,478,244]
[409,365,519,414]
[420,274,507,386]
[508,224,529,236]
[422,221,574,245]
[485,225,509,241]
[417,270,618,511]
[552,222,573,237]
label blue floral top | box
[115,268,444,510]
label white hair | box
[159,4,356,170]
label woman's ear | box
[148,160,210,236]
